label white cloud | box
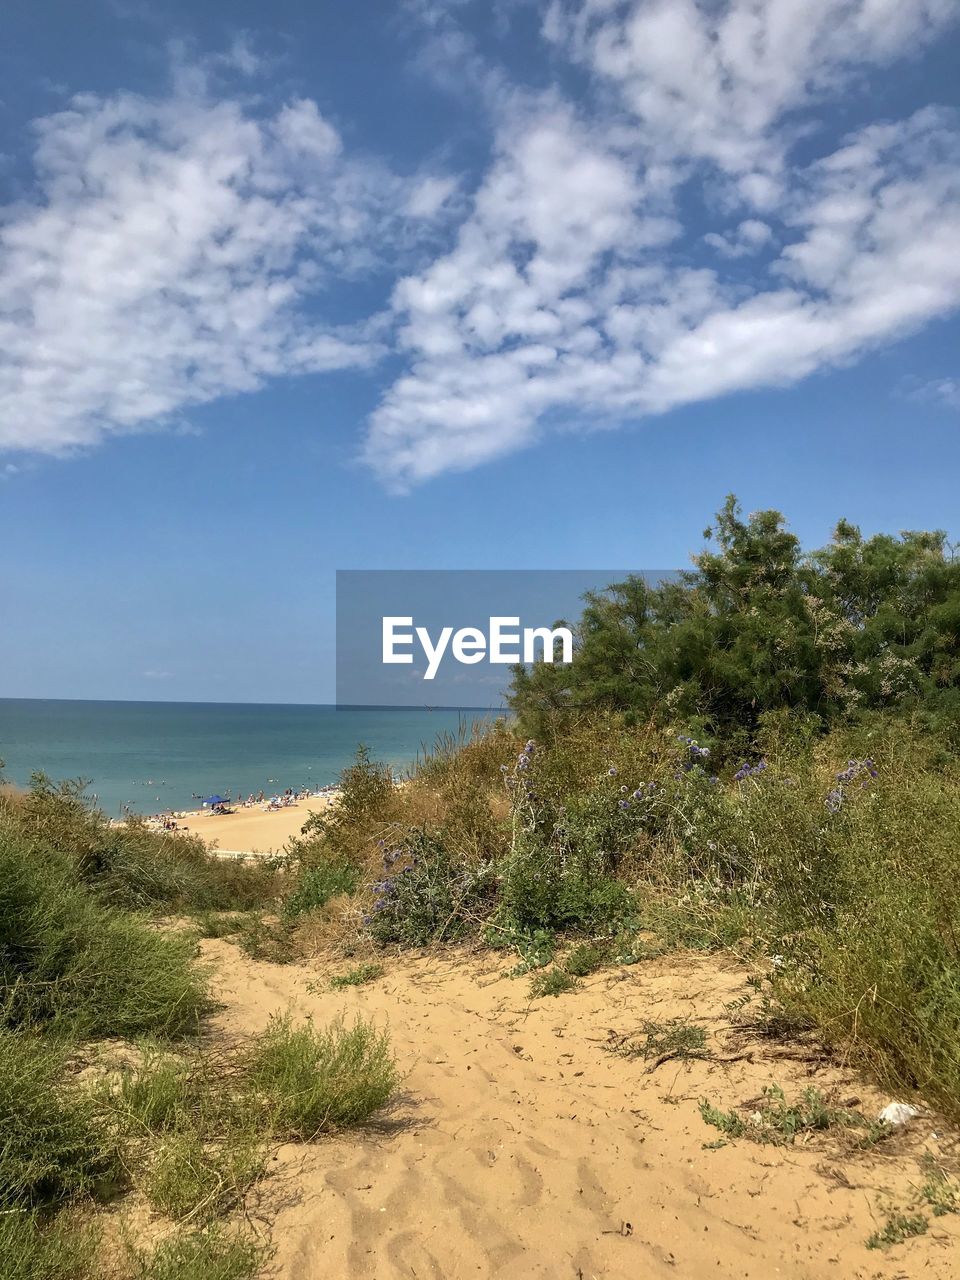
[3,4,960,485]
[543,0,956,180]
[365,100,960,486]
[363,2,960,487]
[0,79,453,454]
[904,376,960,410]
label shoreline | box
[145,790,341,855]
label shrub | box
[0,1030,124,1209]
[143,1128,266,1222]
[365,831,494,947]
[134,1227,267,1280]
[245,1014,399,1138]
[0,825,206,1038]
[282,862,358,920]
[13,778,281,914]
[0,1212,98,1280]
[562,942,608,977]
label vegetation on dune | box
[3,493,960,1271]
[0,773,400,1277]
[266,497,960,1134]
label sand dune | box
[204,940,960,1279]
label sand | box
[170,794,338,855]
[203,939,960,1279]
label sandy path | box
[204,941,960,1279]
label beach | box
[162,792,340,855]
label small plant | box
[528,968,579,999]
[699,1085,870,1146]
[562,942,608,977]
[919,1156,959,1216]
[486,922,556,975]
[111,1046,198,1134]
[245,1014,399,1138]
[866,1213,928,1250]
[0,1029,125,1209]
[194,913,246,939]
[143,1128,266,1222]
[134,1226,268,1280]
[613,1020,711,1062]
[698,1100,747,1139]
[0,1211,100,1280]
[329,962,383,990]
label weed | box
[919,1157,959,1217]
[699,1085,870,1146]
[614,1020,711,1062]
[133,1226,268,1280]
[528,969,579,999]
[0,1211,99,1280]
[143,1128,266,1222]
[245,1014,399,1138]
[329,963,383,990]
[194,913,246,939]
[562,942,608,977]
[866,1213,928,1250]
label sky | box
[0,0,958,704]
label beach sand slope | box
[203,940,960,1279]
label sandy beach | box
[169,793,339,855]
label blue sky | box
[1,0,959,703]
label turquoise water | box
[0,700,497,817]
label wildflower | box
[619,799,630,810]
[608,766,618,777]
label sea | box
[0,699,499,817]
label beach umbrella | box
[204,795,226,806]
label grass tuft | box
[528,968,579,999]
[134,1226,267,1280]
[0,1211,99,1280]
[245,1014,399,1138]
[329,962,383,990]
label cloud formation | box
[0,82,452,452]
[366,0,960,485]
[1,1,959,483]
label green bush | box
[0,825,206,1038]
[245,1014,399,1138]
[12,778,280,914]
[134,1227,267,1280]
[0,1212,98,1280]
[0,1030,124,1209]
[365,831,494,946]
[282,861,358,920]
[143,1128,266,1222]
